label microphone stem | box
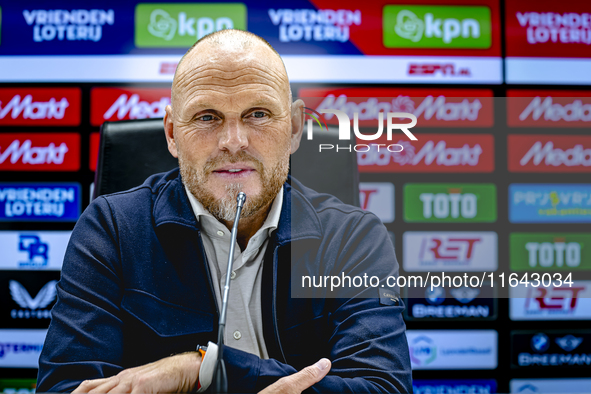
[213,192,246,394]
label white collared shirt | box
[185,185,283,359]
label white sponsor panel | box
[0,329,47,368]
[359,182,394,223]
[510,281,591,320]
[407,330,498,370]
[510,378,591,393]
[403,232,498,272]
[0,231,70,270]
[506,58,591,85]
[0,55,502,83]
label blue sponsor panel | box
[414,379,497,394]
[509,184,591,223]
[0,0,363,56]
[0,183,81,222]
[0,1,128,55]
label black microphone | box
[212,192,246,393]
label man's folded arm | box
[37,197,126,393]
[223,212,412,393]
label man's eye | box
[199,114,216,121]
[252,111,267,118]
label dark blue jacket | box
[37,169,412,393]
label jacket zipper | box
[272,244,287,363]
[196,230,221,319]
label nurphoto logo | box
[303,106,417,153]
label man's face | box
[165,42,302,221]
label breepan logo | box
[304,107,417,153]
[383,5,492,48]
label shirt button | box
[233,330,241,340]
[230,271,236,280]
[217,230,224,236]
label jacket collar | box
[152,169,323,244]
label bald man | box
[37,30,411,393]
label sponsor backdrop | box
[0,0,590,393]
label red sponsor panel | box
[508,135,591,173]
[91,87,171,126]
[357,134,494,173]
[90,132,100,171]
[508,90,591,127]
[505,0,591,58]
[0,88,81,126]
[299,88,493,128]
[0,133,80,171]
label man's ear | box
[290,99,305,154]
[164,105,178,158]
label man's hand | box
[72,352,201,393]
[258,358,331,394]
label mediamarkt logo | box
[91,88,171,126]
[357,134,494,173]
[507,91,591,127]
[300,88,494,127]
[0,88,81,126]
[0,134,80,171]
[508,135,591,173]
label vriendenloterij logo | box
[135,3,247,47]
[383,5,491,49]
[302,106,417,153]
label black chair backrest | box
[93,118,359,207]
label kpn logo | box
[383,5,491,48]
[135,3,247,47]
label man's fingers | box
[88,377,121,394]
[259,358,331,394]
[72,378,111,393]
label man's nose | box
[218,119,249,154]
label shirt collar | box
[184,184,284,239]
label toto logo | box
[303,107,417,153]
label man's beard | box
[179,150,289,222]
